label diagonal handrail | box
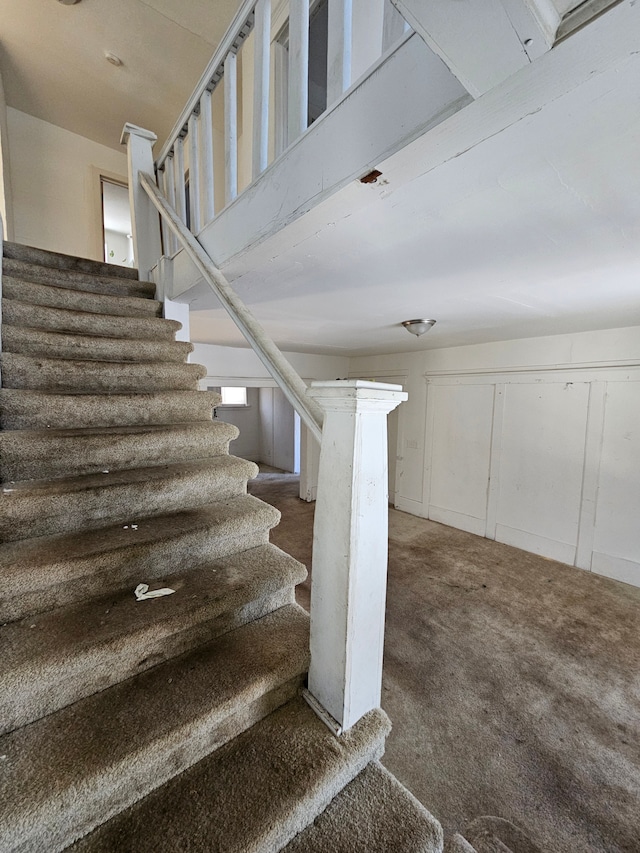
[139,171,324,442]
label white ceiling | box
[0,0,240,150]
[186,3,640,355]
[1,0,639,357]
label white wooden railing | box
[122,0,410,734]
[152,0,409,254]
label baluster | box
[224,51,238,205]
[199,90,215,224]
[252,0,271,179]
[158,166,171,254]
[188,112,202,233]
[382,0,409,52]
[288,0,309,144]
[327,0,352,105]
[174,137,187,226]
[165,154,178,255]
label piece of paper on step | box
[134,583,176,601]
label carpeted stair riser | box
[4,269,153,303]
[0,420,235,481]
[2,276,161,319]
[1,352,205,394]
[1,545,306,732]
[2,325,193,364]
[71,695,390,853]
[2,298,181,340]
[3,240,140,280]
[1,495,281,622]
[0,389,219,430]
[0,606,310,853]
[0,457,258,542]
[282,762,444,853]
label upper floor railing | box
[154,0,410,254]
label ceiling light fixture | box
[401,319,436,337]
[57,0,82,5]
[105,52,123,67]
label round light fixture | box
[57,0,82,5]
[105,52,123,67]
[401,319,436,337]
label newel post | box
[306,380,407,732]
[120,123,162,281]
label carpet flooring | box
[248,468,640,853]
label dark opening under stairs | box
[0,241,443,852]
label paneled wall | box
[350,327,640,588]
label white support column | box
[174,137,187,226]
[306,380,407,732]
[188,112,202,233]
[288,0,309,144]
[224,51,238,204]
[199,90,215,224]
[327,0,352,105]
[120,123,162,281]
[252,0,271,180]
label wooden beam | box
[390,0,548,96]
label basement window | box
[219,387,248,406]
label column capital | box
[308,379,407,414]
[120,123,158,146]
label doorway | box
[101,178,134,268]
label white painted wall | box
[192,341,349,386]
[6,108,127,259]
[214,387,262,462]
[259,386,296,472]
[104,229,134,268]
[349,326,640,588]
[0,70,15,240]
[193,342,347,489]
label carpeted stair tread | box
[3,264,152,301]
[2,275,162,319]
[0,494,280,621]
[0,419,234,481]
[444,836,477,853]
[0,606,310,853]
[71,694,390,853]
[0,388,219,430]
[0,456,258,541]
[2,324,193,363]
[2,298,181,340]
[3,240,140,280]
[283,761,444,853]
[0,351,205,394]
[1,544,306,732]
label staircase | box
[0,243,443,852]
